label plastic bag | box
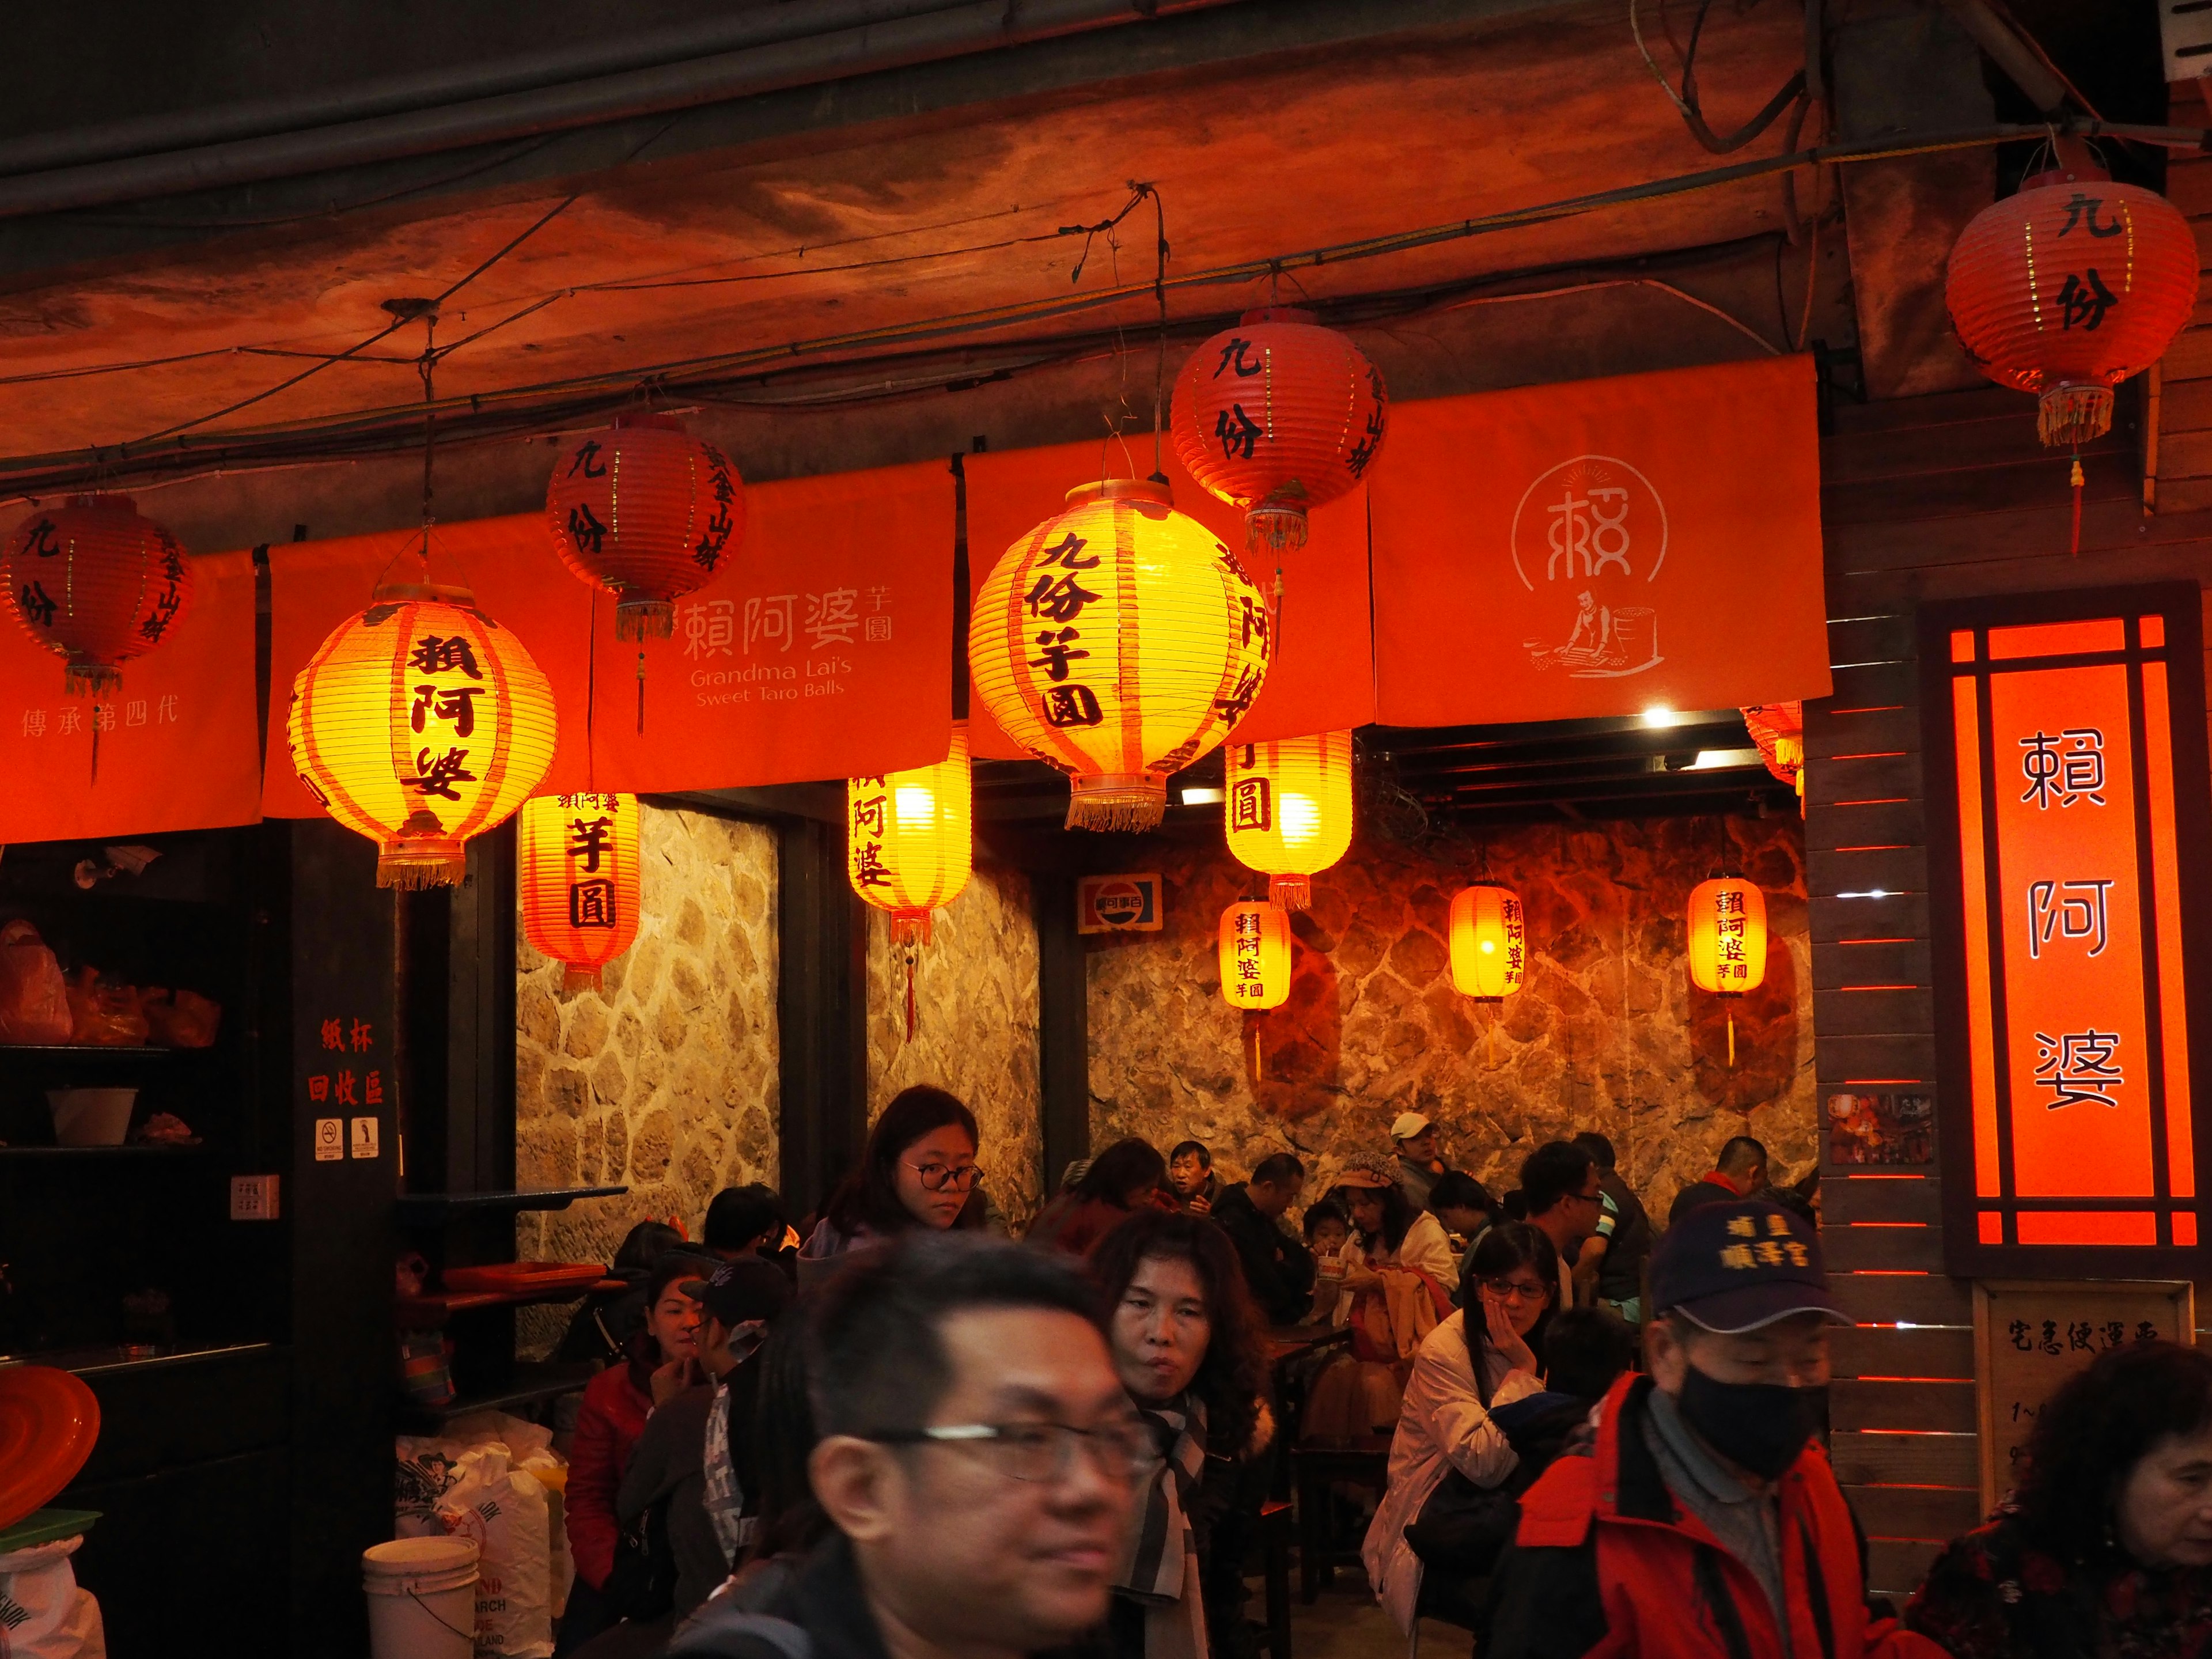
[0,1536,108,1659]
[140,988,221,1048]
[0,921,71,1045]
[63,969,148,1047]
[436,1444,553,1658]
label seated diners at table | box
[560,1252,707,1653]
[1518,1140,1603,1309]
[798,1086,982,1289]
[1027,1137,1169,1258]
[1363,1221,1559,1633]
[1090,1209,1273,1659]
[556,1218,691,1362]
[1425,1171,1501,1305]
[1303,1198,1351,1306]
[704,1183,794,1273]
[1907,1339,2212,1659]
[1391,1111,1455,1213]
[669,1236,1150,1659]
[1300,1154,1456,1444]
[1166,1140,1219,1215]
[1208,1150,1315,1327]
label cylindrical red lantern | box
[1170,308,1388,555]
[1219,901,1293,1011]
[545,413,744,642]
[1946,165,2198,448]
[1450,882,1527,1002]
[1688,874,1769,1067]
[520,792,641,993]
[2,495,193,695]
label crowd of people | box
[542,1088,2205,1659]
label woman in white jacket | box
[1362,1221,1559,1632]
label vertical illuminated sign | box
[1924,586,2212,1272]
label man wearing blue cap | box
[1487,1201,1945,1659]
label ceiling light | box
[1642,706,1680,728]
[1180,786,1225,805]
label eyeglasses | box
[906,1160,983,1191]
[1479,1277,1550,1304]
[866,1419,1162,1484]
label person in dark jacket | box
[1665,1136,1766,1229]
[667,1234,1145,1659]
[1571,1132,1653,1323]
[1487,1201,1938,1659]
[1028,1138,1169,1259]
[1166,1141,1219,1216]
[1207,1151,1315,1325]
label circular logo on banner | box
[1509,454,1669,681]
[1092,881,1147,926]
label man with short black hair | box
[670,1236,1148,1659]
[1209,1152,1315,1325]
[706,1184,786,1259]
[1166,1140,1218,1216]
[1668,1135,1768,1229]
[1570,1132,1653,1324]
[1520,1141,1601,1310]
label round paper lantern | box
[1450,882,1527,1002]
[521,791,640,993]
[1688,874,1768,1067]
[289,582,557,888]
[1219,901,1293,1011]
[545,413,744,641]
[2,495,192,695]
[848,724,973,946]
[1225,731,1354,910]
[971,478,1272,832]
[1171,308,1388,554]
[1946,165,2198,448]
[1741,702,1805,812]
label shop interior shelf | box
[395,1184,628,1221]
[400,1360,601,1428]
[0,1045,179,1056]
[397,1278,625,1325]
[0,1142,204,1157]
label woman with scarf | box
[1091,1209,1273,1659]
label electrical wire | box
[1631,0,1807,155]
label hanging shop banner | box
[264,463,955,814]
[1370,355,1830,725]
[0,547,261,842]
[964,440,1372,759]
[1923,585,2212,1275]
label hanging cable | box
[1631,0,1808,155]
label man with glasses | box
[1519,1141,1603,1311]
[672,1234,1152,1659]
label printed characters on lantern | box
[1225,733,1354,910]
[1218,901,1292,1011]
[3,497,196,695]
[520,793,639,991]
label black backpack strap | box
[1798,1515,1836,1659]
[668,1607,816,1659]
[1692,1544,1756,1659]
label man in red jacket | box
[1487,1200,1944,1659]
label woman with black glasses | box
[1090,1209,1273,1659]
[797,1086,983,1290]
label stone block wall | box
[514,804,779,1351]
[864,862,1044,1230]
[1086,814,1812,1222]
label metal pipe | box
[1937,0,2069,116]
[0,1,993,180]
[0,0,1247,222]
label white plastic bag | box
[435,1444,552,1658]
[0,1537,107,1659]
[396,1434,468,1537]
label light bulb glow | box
[895,786,937,827]
[1279,791,1320,848]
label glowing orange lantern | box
[1946,164,2197,450]
[971,479,1271,831]
[3,495,192,695]
[1741,702,1805,812]
[1450,883,1527,1001]
[1225,732,1353,910]
[520,792,639,992]
[289,581,557,888]
[1171,308,1388,555]
[545,413,744,641]
[1688,875,1768,1066]
[1219,901,1293,1011]
[848,724,973,946]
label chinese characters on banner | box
[1369,355,1831,725]
[1974,1280,2192,1510]
[0,547,262,842]
[262,462,954,814]
[1930,594,2212,1267]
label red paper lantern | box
[2,495,192,695]
[1946,165,2198,448]
[1219,901,1293,1011]
[545,413,744,641]
[520,792,640,993]
[1170,308,1388,554]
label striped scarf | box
[1115,1397,1210,1659]
[701,1323,769,1565]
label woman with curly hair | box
[1090,1208,1274,1659]
[1907,1339,2212,1659]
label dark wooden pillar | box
[777,815,869,1217]
[1032,872,1090,1194]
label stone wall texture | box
[1086,815,1812,1222]
[865,861,1044,1230]
[514,804,779,1351]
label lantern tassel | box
[65,662,120,699]
[88,710,100,788]
[636,649,647,735]
[614,599,675,642]
[2069,455,2084,556]
[904,953,916,1043]
[1269,874,1311,911]
[377,851,468,889]
[2037,382,2113,449]
[563,964,604,994]
[1066,775,1167,833]
[1726,1009,1737,1070]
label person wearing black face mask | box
[1486,1200,1946,1659]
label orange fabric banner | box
[1370,355,1831,726]
[264,463,955,815]
[0,548,261,842]
[963,440,1372,759]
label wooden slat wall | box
[1812,385,2212,1604]
[2156,138,2212,514]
